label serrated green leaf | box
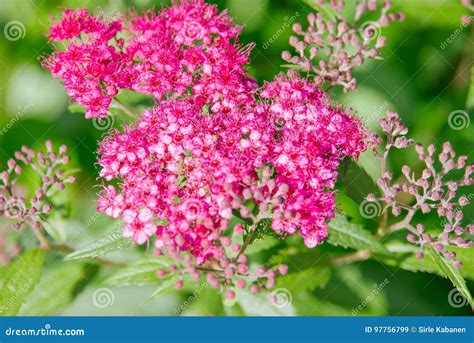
[104,256,173,287]
[426,245,473,308]
[383,242,474,281]
[277,266,331,293]
[0,249,45,316]
[64,229,131,261]
[328,213,389,255]
[19,262,85,315]
[150,276,179,300]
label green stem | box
[112,99,140,119]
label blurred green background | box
[0,0,473,316]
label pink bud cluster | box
[43,1,254,119]
[0,141,75,247]
[462,0,473,11]
[282,0,404,92]
[368,112,474,268]
[461,0,474,24]
[46,1,369,292]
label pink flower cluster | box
[44,2,253,118]
[46,1,368,291]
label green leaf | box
[383,242,474,281]
[338,159,379,204]
[398,1,467,28]
[149,276,179,299]
[104,256,172,287]
[328,213,389,255]
[42,220,67,244]
[246,236,280,255]
[303,0,337,21]
[426,245,473,308]
[277,266,331,293]
[19,262,85,315]
[64,229,131,261]
[0,249,45,316]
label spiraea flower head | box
[47,1,370,294]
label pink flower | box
[47,1,369,292]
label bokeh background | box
[0,0,473,315]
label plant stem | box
[33,227,50,250]
[235,224,257,261]
[330,250,371,265]
[112,99,140,119]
